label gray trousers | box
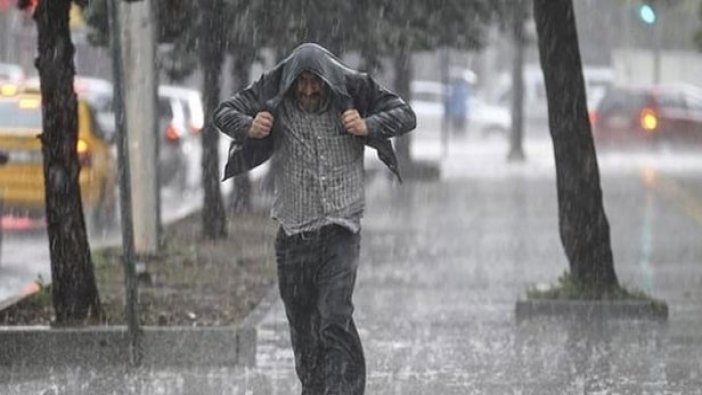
[275,224,366,395]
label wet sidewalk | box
[251,171,702,394]
[2,138,702,394]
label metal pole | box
[121,0,159,255]
[440,47,450,159]
[653,21,661,84]
[508,0,526,162]
[107,0,141,366]
[0,12,8,61]
[623,0,631,85]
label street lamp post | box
[107,0,141,366]
[638,3,660,84]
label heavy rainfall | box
[0,0,701,394]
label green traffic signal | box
[639,4,656,24]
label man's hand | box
[248,111,274,139]
[341,109,368,136]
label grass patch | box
[527,271,659,302]
[0,276,54,325]
[1,209,278,327]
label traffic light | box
[639,3,656,24]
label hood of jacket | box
[265,43,355,111]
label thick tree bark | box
[360,45,382,75]
[199,0,227,239]
[34,0,102,322]
[229,52,253,213]
[508,0,526,162]
[533,0,618,289]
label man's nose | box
[302,84,315,96]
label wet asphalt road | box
[2,136,702,394]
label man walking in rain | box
[214,43,415,394]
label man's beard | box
[298,93,323,113]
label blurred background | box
[1,2,702,392]
[2,0,702,171]
[1,0,702,256]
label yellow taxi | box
[0,88,117,230]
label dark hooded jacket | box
[213,43,416,182]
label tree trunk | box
[228,52,253,213]
[393,49,412,170]
[533,0,618,289]
[508,0,526,162]
[360,46,381,75]
[199,0,227,239]
[34,0,102,322]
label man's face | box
[295,71,325,112]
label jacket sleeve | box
[213,76,266,144]
[360,75,417,140]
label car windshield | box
[597,89,649,115]
[180,98,192,121]
[0,99,42,131]
[81,93,113,113]
[158,98,173,119]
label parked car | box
[93,83,191,190]
[26,76,116,141]
[592,84,702,147]
[410,80,510,138]
[411,80,446,137]
[0,63,26,96]
[0,63,24,82]
[158,85,204,190]
[26,76,191,189]
[156,94,189,189]
[0,89,117,231]
[72,77,116,141]
[158,85,204,135]
[469,96,511,138]
[494,65,614,136]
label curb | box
[0,326,238,368]
[402,159,442,182]
[515,299,669,322]
[0,286,280,369]
[0,282,40,312]
[0,204,280,368]
[235,285,280,366]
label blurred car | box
[584,67,615,112]
[410,80,510,138]
[0,89,117,231]
[592,84,702,147]
[158,85,204,190]
[0,63,24,82]
[469,96,511,138]
[94,82,191,190]
[72,77,116,141]
[156,94,189,189]
[411,80,446,136]
[0,63,26,96]
[494,65,613,136]
[158,85,204,136]
[27,76,191,189]
[26,76,116,141]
